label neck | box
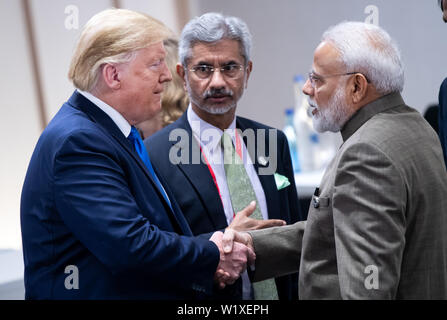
[191,104,236,131]
[351,86,383,114]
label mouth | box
[206,95,231,103]
[307,100,318,116]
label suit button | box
[313,197,320,208]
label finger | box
[247,246,256,265]
[215,269,230,285]
[238,201,256,218]
[209,230,223,242]
[256,219,286,229]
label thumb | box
[238,201,256,218]
[222,228,236,253]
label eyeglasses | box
[307,71,368,88]
[189,64,245,79]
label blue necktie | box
[128,127,172,208]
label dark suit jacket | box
[439,77,447,168]
[20,91,219,299]
[145,111,303,300]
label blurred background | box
[1,0,445,298]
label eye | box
[222,64,238,71]
[150,59,163,69]
[192,65,213,78]
[221,64,242,78]
[310,73,322,84]
[196,65,211,72]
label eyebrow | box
[194,60,241,66]
[195,61,213,66]
[222,60,240,66]
[309,70,322,78]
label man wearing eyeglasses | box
[438,0,447,168]
[145,12,303,300]
[221,21,447,299]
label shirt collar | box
[187,104,237,151]
[341,92,405,142]
[77,89,131,138]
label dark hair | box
[439,0,444,11]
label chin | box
[200,104,236,115]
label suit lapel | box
[174,113,228,229]
[236,117,281,220]
[67,91,187,231]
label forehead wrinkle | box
[314,41,344,75]
[189,40,244,66]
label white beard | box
[309,85,352,133]
[194,101,236,115]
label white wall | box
[191,0,447,130]
[0,0,41,250]
[122,0,181,34]
[1,0,446,250]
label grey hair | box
[322,21,404,94]
[179,12,252,66]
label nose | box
[208,68,226,89]
[302,78,313,97]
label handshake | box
[209,201,285,289]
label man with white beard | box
[221,21,447,299]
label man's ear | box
[102,63,122,90]
[244,60,253,89]
[176,63,187,91]
[350,73,369,104]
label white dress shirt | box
[77,90,170,202]
[187,105,269,299]
[78,90,131,137]
[187,106,269,224]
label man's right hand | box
[222,228,254,255]
[228,201,286,232]
[209,231,255,288]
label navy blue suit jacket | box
[145,111,303,300]
[439,78,447,168]
[20,91,219,299]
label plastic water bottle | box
[283,108,301,173]
[292,75,316,172]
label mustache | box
[203,88,234,99]
[307,97,317,109]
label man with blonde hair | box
[222,21,447,299]
[20,8,254,299]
